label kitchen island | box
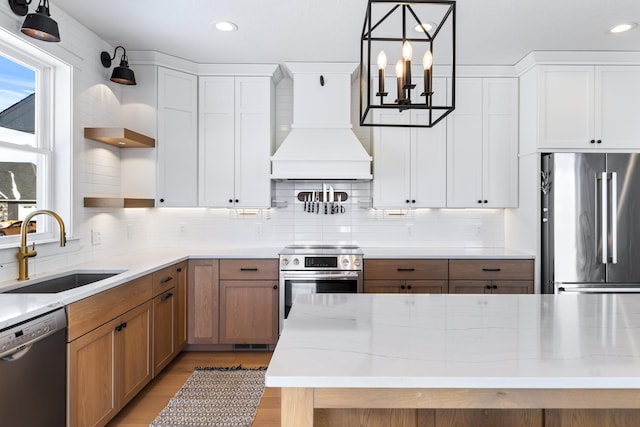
[265,293,640,427]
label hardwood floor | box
[106,351,280,427]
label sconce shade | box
[101,46,137,85]
[110,60,136,85]
[9,0,60,42]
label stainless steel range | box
[279,245,363,333]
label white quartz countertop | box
[0,246,281,329]
[360,246,534,259]
[0,245,532,329]
[266,293,640,389]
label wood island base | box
[281,387,640,427]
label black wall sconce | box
[100,46,137,85]
[8,0,60,42]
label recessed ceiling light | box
[610,22,637,33]
[215,21,238,32]
[414,22,436,33]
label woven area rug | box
[150,366,266,427]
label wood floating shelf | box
[84,128,155,148]
[84,197,155,208]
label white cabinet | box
[372,78,447,208]
[157,67,198,207]
[447,78,518,208]
[537,65,640,149]
[199,76,274,208]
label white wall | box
[0,3,508,283]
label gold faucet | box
[16,210,66,281]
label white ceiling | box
[55,0,640,65]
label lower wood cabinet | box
[219,259,279,345]
[152,261,187,376]
[67,263,187,427]
[188,258,279,346]
[68,300,152,427]
[449,259,534,294]
[187,259,220,344]
[364,259,449,294]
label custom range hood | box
[271,63,372,180]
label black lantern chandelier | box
[360,0,455,128]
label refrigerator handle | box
[599,172,608,264]
[610,172,618,264]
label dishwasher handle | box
[1,344,32,362]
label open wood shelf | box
[84,128,155,148]
[84,197,155,208]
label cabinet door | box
[174,262,188,352]
[449,280,491,294]
[219,280,279,344]
[538,66,595,149]
[157,67,198,206]
[436,409,543,427]
[447,78,483,207]
[68,318,119,427]
[407,280,449,294]
[595,66,640,148]
[372,111,412,208]
[153,288,176,376]
[199,76,236,207]
[482,78,518,208]
[234,77,273,208]
[411,77,448,208]
[364,279,407,293]
[491,280,534,294]
[118,301,152,407]
[188,259,220,344]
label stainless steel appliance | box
[279,245,363,332]
[0,308,67,426]
[542,153,640,294]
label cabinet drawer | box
[449,259,534,280]
[219,259,278,280]
[152,264,182,296]
[364,259,448,280]
[67,274,153,342]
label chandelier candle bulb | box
[422,50,433,101]
[395,60,404,101]
[402,41,413,90]
[377,51,387,95]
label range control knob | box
[281,258,289,266]
[342,258,350,267]
[354,258,361,267]
[293,258,300,266]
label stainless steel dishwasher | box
[0,308,67,426]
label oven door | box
[279,270,362,332]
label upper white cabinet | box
[199,76,274,208]
[372,78,447,208]
[157,67,198,207]
[537,65,640,149]
[447,77,518,208]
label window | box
[0,32,71,245]
[0,54,40,236]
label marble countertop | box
[360,246,534,259]
[0,245,533,329]
[0,246,281,329]
[266,293,640,389]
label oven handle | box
[281,272,360,280]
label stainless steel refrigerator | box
[541,153,640,294]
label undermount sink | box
[4,272,122,294]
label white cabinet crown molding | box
[515,51,640,76]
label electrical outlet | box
[406,223,413,235]
[127,224,133,240]
[91,229,102,246]
[178,222,187,237]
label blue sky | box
[0,55,35,112]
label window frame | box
[0,30,72,248]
